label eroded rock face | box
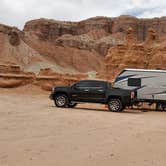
[9,30,20,46]
[0,16,166,79]
[0,25,21,46]
[24,17,113,38]
[0,64,22,74]
[23,17,113,57]
[145,28,157,44]
[36,69,87,91]
[23,16,166,56]
[126,27,137,44]
[104,26,166,80]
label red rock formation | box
[9,29,21,46]
[145,28,157,44]
[36,69,87,91]
[0,64,87,90]
[0,16,165,86]
[0,64,22,74]
[126,27,137,44]
[104,25,166,80]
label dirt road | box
[0,86,166,166]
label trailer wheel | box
[108,98,123,112]
[156,103,165,111]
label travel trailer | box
[114,68,166,111]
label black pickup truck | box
[49,80,136,112]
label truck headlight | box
[52,87,55,92]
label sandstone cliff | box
[0,15,165,81]
[104,27,166,80]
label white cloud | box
[0,0,165,29]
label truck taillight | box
[131,91,135,99]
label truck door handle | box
[98,89,104,92]
[84,89,89,92]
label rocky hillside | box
[104,26,166,79]
[0,15,166,76]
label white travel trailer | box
[114,68,166,110]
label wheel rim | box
[109,100,120,112]
[56,96,66,106]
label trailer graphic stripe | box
[115,75,156,83]
[114,74,136,83]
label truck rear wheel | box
[108,98,123,112]
[54,94,68,108]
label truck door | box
[70,81,92,102]
[88,81,106,102]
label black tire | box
[156,103,161,111]
[108,98,123,112]
[54,94,68,108]
[68,102,77,108]
[156,103,165,111]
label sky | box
[0,0,166,29]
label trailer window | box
[128,78,141,87]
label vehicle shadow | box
[50,105,166,113]
[73,107,144,114]
[73,107,108,112]
[130,107,154,111]
[49,105,156,114]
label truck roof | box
[123,68,166,73]
[79,80,109,83]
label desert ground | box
[0,86,166,166]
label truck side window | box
[75,82,90,88]
[128,78,141,87]
[76,81,106,89]
[89,82,106,89]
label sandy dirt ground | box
[0,86,166,166]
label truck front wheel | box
[54,94,68,108]
[108,98,123,112]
